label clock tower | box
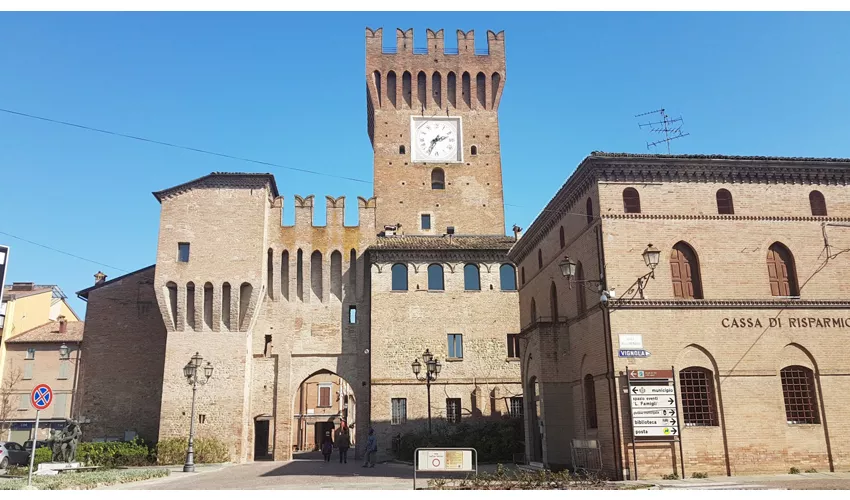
[366,27,507,236]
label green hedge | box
[30,436,229,468]
[393,417,524,463]
[154,437,229,465]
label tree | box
[0,363,23,435]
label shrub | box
[427,464,611,490]
[77,438,154,467]
[804,468,817,473]
[789,467,800,474]
[691,472,708,479]
[661,472,679,480]
[393,417,524,463]
[33,447,52,467]
[154,437,229,465]
[0,468,168,490]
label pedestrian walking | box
[321,431,333,463]
[361,427,377,468]
[337,423,351,464]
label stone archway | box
[292,369,357,455]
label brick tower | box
[366,28,507,236]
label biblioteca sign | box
[722,317,850,328]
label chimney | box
[512,224,523,241]
[58,315,67,334]
[94,271,107,287]
[11,282,35,291]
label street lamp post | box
[559,243,662,300]
[183,352,213,472]
[411,349,442,434]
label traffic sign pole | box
[27,410,39,486]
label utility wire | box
[0,230,128,273]
[0,107,373,185]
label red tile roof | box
[5,321,84,344]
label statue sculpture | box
[44,421,83,463]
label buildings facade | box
[75,27,522,462]
[509,152,850,479]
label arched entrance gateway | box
[291,370,357,456]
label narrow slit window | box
[349,305,357,324]
[178,243,190,262]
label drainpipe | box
[596,224,624,480]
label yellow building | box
[0,282,81,441]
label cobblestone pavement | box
[639,471,850,490]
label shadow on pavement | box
[260,450,413,480]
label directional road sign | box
[630,395,677,409]
[633,426,679,437]
[630,385,675,395]
[628,369,673,380]
[31,384,53,410]
[632,408,677,418]
[632,417,678,427]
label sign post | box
[626,367,683,480]
[413,448,477,490]
[27,384,53,487]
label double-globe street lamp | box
[411,349,442,434]
[183,352,214,472]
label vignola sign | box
[722,317,850,328]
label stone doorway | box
[254,418,271,460]
[292,370,356,452]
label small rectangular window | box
[18,394,28,410]
[58,360,70,380]
[446,398,462,423]
[510,397,524,418]
[318,384,332,407]
[391,398,407,425]
[507,334,520,358]
[178,242,190,263]
[448,334,463,359]
[26,348,35,360]
[421,214,431,230]
[349,306,357,324]
[23,363,33,380]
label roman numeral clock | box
[410,116,463,162]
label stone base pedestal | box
[35,462,81,476]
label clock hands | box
[427,134,447,155]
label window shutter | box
[19,394,28,410]
[319,386,330,407]
[53,393,67,418]
[58,360,69,380]
[767,247,792,296]
[24,363,33,380]
[670,248,685,298]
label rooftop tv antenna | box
[635,107,690,153]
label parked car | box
[23,440,49,452]
[0,442,30,468]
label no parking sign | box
[31,384,53,410]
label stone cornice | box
[609,299,850,309]
[368,248,511,264]
[602,214,850,223]
[509,154,850,264]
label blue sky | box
[2,12,849,316]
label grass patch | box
[0,468,169,490]
[691,472,709,479]
[427,465,614,490]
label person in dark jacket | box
[361,428,377,468]
[337,422,351,464]
[321,431,333,462]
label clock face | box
[411,118,462,162]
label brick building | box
[75,27,522,462]
[509,152,850,479]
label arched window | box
[716,189,734,215]
[575,261,587,312]
[559,226,565,249]
[296,249,304,301]
[431,168,445,190]
[461,71,471,108]
[781,366,819,424]
[537,249,543,269]
[670,242,703,299]
[349,249,357,293]
[549,282,559,320]
[530,298,537,322]
[499,264,517,291]
[267,249,274,299]
[491,72,501,108]
[464,263,480,291]
[166,281,178,329]
[623,188,641,213]
[402,71,412,108]
[767,243,799,297]
[432,72,442,108]
[679,367,719,426]
[417,71,427,109]
[221,282,231,330]
[809,190,827,216]
[399,145,406,154]
[281,250,290,301]
[239,282,252,330]
[447,71,457,107]
[311,250,323,302]
[586,197,593,225]
[471,145,478,156]
[391,263,408,291]
[476,72,486,108]
[428,264,444,291]
[373,70,381,107]
[203,282,213,330]
[387,70,397,108]
[331,250,342,300]
[584,374,597,429]
[186,282,196,331]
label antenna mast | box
[635,107,690,153]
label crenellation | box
[294,195,315,227]
[426,28,444,54]
[396,28,413,54]
[457,29,474,54]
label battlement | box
[365,27,505,58]
[274,194,377,229]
